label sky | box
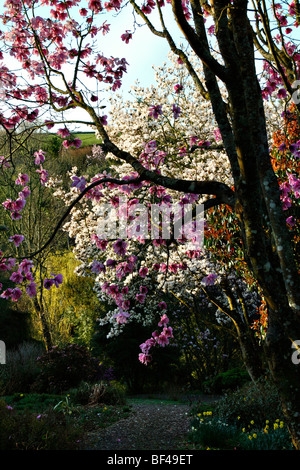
[0,3,185,131]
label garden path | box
[81,395,220,451]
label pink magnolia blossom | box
[136,293,146,303]
[19,186,31,199]
[174,84,183,93]
[10,271,23,283]
[26,282,37,297]
[139,267,148,278]
[158,313,169,326]
[71,176,86,192]
[57,127,70,138]
[121,30,132,44]
[34,149,46,165]
[36,166,48,185]
[286,216,296,227]
[15,173,29,186]
[19,259,33,274]
[11,287,22,302]
[0,288,13,299]
[9,234,24,247]
[172,104,181,119]
[149,104,163,119]
[114,309,130,324]
[138,353,152,365]
[113,239,127,256]
[202,274,218,286]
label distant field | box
[40,131,99,147]
[71,132,99,146]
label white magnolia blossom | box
[53,52,266,339]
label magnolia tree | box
[52,55,266,382]
[0,0,300,447]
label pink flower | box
[11,211,21,220]
[15,173,29,186]
[0,288,12,299]
[149,105,163,119]
[174,84,183,93]
[139,267,148,278]
[34,149,46,165]
[121,30,132,44]
[26,282,37,297]
[286,216,296,227]
[138,353,151,365]
[213,128,222,142]
[99,115,108,125]
[136,293,146,303]
[36,166,48,185]
[10,271,23,283]
[172,104,181,119]
[18,259,33,274]
[158,302,167,311]
[9,234,24,247]
[57,127,70,138]
[71,176,86,192]
[114,309,130,324]
[19,186,31,199]
[73,138,82,148]
[163,326,173,338]
[156,332,169,347]
[113,239,127,257]
[158,313,169,326]
[13,199,26,211]
[11,287,22,302]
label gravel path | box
[82,402,191,450]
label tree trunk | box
[236,329,265,383]
[32,297,52,351]
[264,310,300,449]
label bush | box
[202,367,250,394]
[214,377,284,428]
[189,415,241,449]
[68,380,127,406]
[33,344,101,393]
[0,399,81,450]
[188,411,293,450]
[0,342,44,395]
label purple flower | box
[149,105,163,119]
[202,274,218,286]
[71,176,86,192]
[9,234,24,247]
[172,104,181,119]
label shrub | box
[214,377,284,428]
[189,415,241,449]
[0,399,81,450]
[33,344,101,393]
[202,367,250,394]
[0,342,44,395]
[68,380,127,406]
[188,412,293,450]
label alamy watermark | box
[95,197,205,249]
[0,340,6,364]
[292,340,300,365]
